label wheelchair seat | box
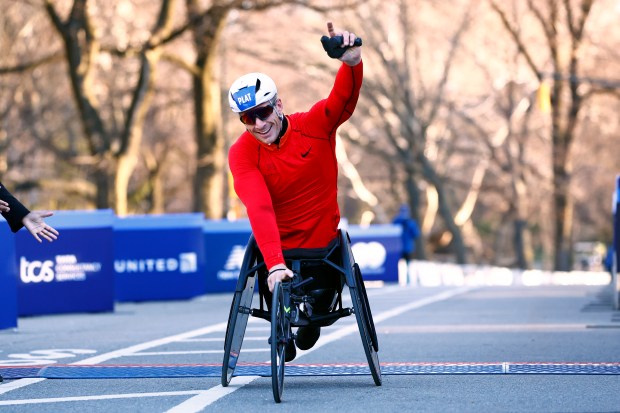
[255,235,346,327]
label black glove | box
[320,35,363,59]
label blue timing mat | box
[2,362,620,380]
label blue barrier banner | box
[203,219,252,293]
[614,176,619,272]
[16,210,115,316]
[202,221,401,292]
[114,213,206,301]
[348,224,402,283]
[0,221,18,329]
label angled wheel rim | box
[355,263,379,352]
[271,281,286,402]
[222,266,256,386]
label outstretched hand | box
[323,22,362,66]
[22,211,59,243]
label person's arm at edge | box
[0,182,31,233]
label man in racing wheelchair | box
[227,21,362,362]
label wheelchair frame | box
[221,229,381,402]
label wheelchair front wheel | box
[271,280,287,403]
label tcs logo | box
[351,242,387,270]
[20,257,55,283]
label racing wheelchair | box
[221,229,381,402]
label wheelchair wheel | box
[354,263,379,352]
[349,274,382,386]
[270,280,287,403]
[222,238,260,387]
[340,231,382,386]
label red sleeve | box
[228,140,284,268]
[306,60,363,137]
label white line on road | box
[164,285,476,413]
[0,322,227,396]
[165,376,259,413]
[0,378,47,396]
[0,286,476,409]
[179,336,268,342]
[133,349,269,356]
[0,390,205,406]
[73,322,229,365]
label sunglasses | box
[239,103,276,125]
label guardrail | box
[407,261,611,287]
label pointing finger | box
[327,21,335,37]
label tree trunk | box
[550,78,577,271]
[94,171,110,209]
[188,3,228,218]
[192,70,225,218]
[513,219,529,269]
[419,154,467,263]
[114,51,159,215]
[45,0,111,208]
[552,140,574,270]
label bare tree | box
[42,0,180,215]
[2,0,618,265]
[3,0,363,218]
[455,81,541,268]
[340,0,479,263]
[490,0,602,270]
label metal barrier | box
[16,210,115,316]
[114,213,206,302]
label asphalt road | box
[1,282,619,412]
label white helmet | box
[228,72,278,113]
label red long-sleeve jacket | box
[228,61,363,269]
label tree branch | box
[489,0,542,81]
[0,52,63,74]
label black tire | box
[349,275,382,386]
[221,274,255,386]
[340,231,382,386]
[271,281,286,403]
[354,263,379,352]
[221,238,259,387]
